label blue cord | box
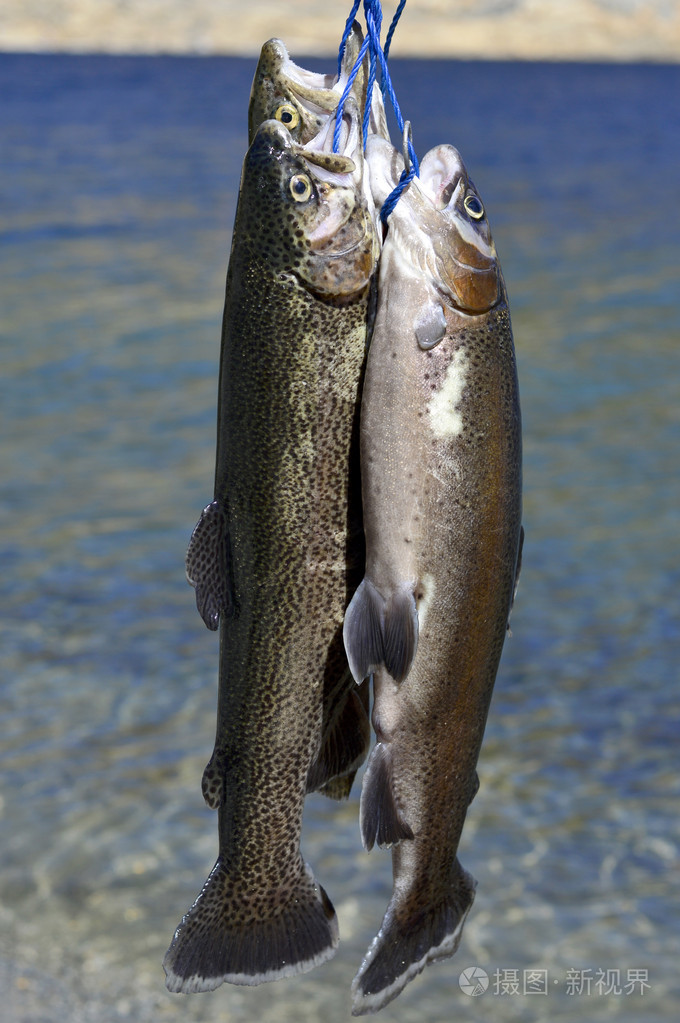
[332,32,371,154]
[332,0,418,223]
[337,0,362,77]
[383,0,408,62]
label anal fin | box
[360,741,413,851]
[186,500,233,631]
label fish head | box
[248,38,337,145]
[247,23,366,146]
[242,105,379,298]
[367,136,501,315]
[420,145,501,313]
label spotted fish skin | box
[346,138,523,1015]
[164,108,379,993]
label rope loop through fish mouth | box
[334,0,418,222]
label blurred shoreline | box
[2,0,679,62]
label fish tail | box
[351,859,477,1015]
[343,578,418,684]
[359,741,413,850]
[164,858,338,992]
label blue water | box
[1,52,679,1022]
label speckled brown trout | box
[345,137,523,1014]
[243,25,386,803]
[163,102,379,992]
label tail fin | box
[343,578,418,684]
[351,859,476,1015]
[164,858,338,992]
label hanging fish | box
[245,23,387,801]
[164,98,380,993]
[345,135,523,1014]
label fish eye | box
[289,174,312,202]
[275,103,300,130]
[464,193,485,220]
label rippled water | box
[1,53,678,1022]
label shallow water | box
[1,53,679,1022]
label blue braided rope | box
[337,0,362,77]
[332,32,371,153]
[333,0,418,222]
[361,43,378,145]
[383,0,408,62]
[363,0,419,221]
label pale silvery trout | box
[345,137,523,1014]
[163,103,379,992]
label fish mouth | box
[250,84,377,295]
[300,95,363,186]
[418,145,498,273]
[262,22,365,118]
[296,95,371,253]
[262,38,340,114]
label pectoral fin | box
[185,500,233,630]
[414,301,447,351]
[343,579,418,685]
